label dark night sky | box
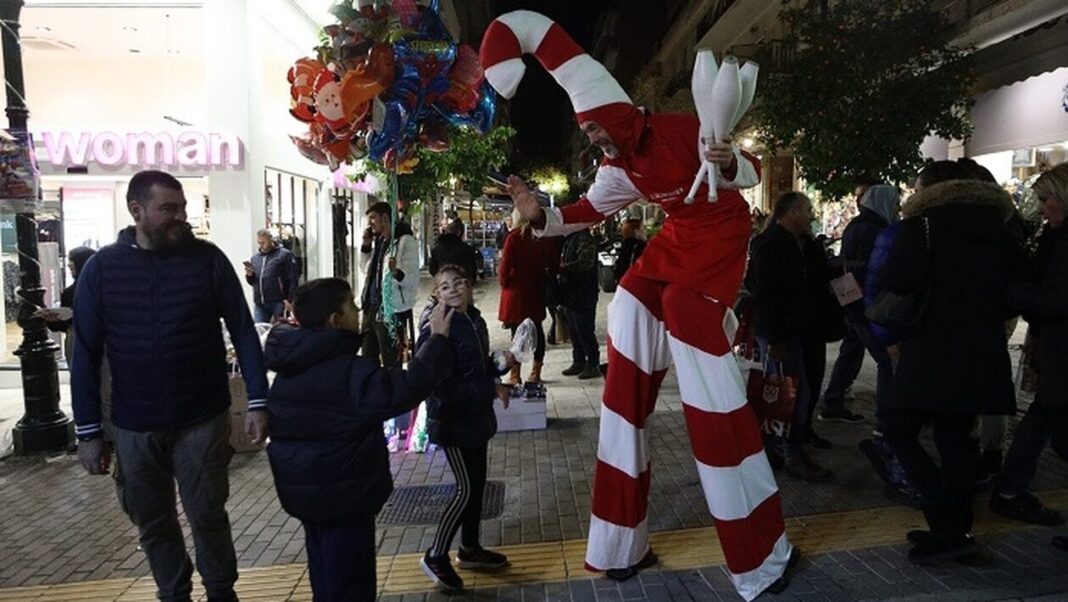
[490,0,612,169]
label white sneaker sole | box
[419,557,464,591]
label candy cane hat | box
[479,10,635,130]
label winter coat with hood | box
[882,180,1026,416]
[840,208,890,296]
[498,228,558,325]
[415,299,505,447]
[1008,223,1068,407]
[264,324,452,523]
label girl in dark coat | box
[417,265,513,591]
[992,162,1068,530]
[880,163,1025,565]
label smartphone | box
[243,260,252,267]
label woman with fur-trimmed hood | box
[879,160,1026,566]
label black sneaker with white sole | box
[457,546,509,569]
[420,551,464,591]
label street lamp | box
[1,0,73,454]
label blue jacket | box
[71,227,269,439]
[839,207,889,293]
[864,222,903,345]
[246,246,300,305]
[264,325,452,523]
[415,300,503,447]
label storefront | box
[966,66,1068,202]
[0,1,351,365]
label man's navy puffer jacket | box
[71,227,268,439]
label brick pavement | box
[0,277,1066,600]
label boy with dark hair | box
[264,277,455,601]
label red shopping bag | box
[746,361,797,440]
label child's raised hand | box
[429,301,454,337]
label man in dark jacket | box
[559,229,601,379]
[245,228,301,323]
[880,161,1025,565]
[746,192,833,483]
[265,278,454,601]
[72,170,269,602]
[820,185,900,423]
[429,219,480,282]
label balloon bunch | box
[686,51,758,204]
[287,0,496,172]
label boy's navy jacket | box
[415,300,503,447]
[264,324,451,523]
[71,227,269,440]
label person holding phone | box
[245,229,300,323]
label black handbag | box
[865,217,930,335]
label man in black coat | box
[746,192,833,483]
[879,161,1025,565]
[245,229,301,323]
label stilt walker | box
[480,11,796,600]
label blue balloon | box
[368,100,408,163]
[415,0,452,42]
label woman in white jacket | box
[389,220,422,346]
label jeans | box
[883,410,977,537]
[822,308,893,424]
[800,332,826,437]
[360,309,400,369]
[755,336,812,453]
[431,443,489,555]
[253,301,285,324]
[998,398,1068,496]
[564,299,599,368]
[303,514,377,602]
[111,412,236,602]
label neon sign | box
[37,131,242,168]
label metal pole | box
[1,0,73,454]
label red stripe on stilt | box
[713,493,787,575]
[603,341,667,428]
[591,459,652,528]
[682,403,765,468]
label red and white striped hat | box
[479,10,634,129]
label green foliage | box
[526,164,570,197]
[398,125,516,203]
[753,0,974,199]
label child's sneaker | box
[420,551,464,590]
[457,546,509,569]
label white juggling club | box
[685,54,759,204]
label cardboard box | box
[495,383,547,432]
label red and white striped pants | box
[586,273,793,601]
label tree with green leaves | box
[754,0,974,199]
[399,125,516,207]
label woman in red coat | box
[498,217,559,384]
